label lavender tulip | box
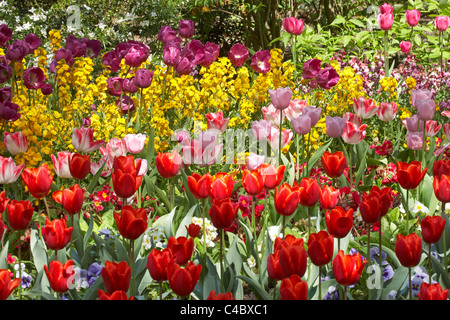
[269,87,293,110]
[325,116,346,138]
[416,99,436,121]
[252,119,272,141]
[302,106,322,126]
[406,131,423,150]
[291,114,312,135]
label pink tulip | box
[406,131,423,150]
[282,17,304,36]
[106,77,123,97]
[262,104,285,127]
[3,131,28,155]
[251,119,272,141]
[178,20,195,39]
[325,116,346,138]
[379,3,394,14]
[90,156,113,177]
[99,137,127,168]
[377,13,394,31]
[405,9,420,27]
[302,106,322,126]
[435,16,449,32]
[246,153,265,171]
[228,43,249,67]
[0,156,24,184]
[425,121,441,137]
[400,41,411,53]
[72,127,105,153]
[268,126,293,151]
[250,50,271,74]
[342,122,367,145]
[353,96,379,119]
[51,151,73,179]
[411,89,433,109]
[158,25,178,43]
[123,133,147,154]
[269,87,293,110]
[416,99,436,121]
[285,99,307,122]
[377,102,398,121]
[291,114,311,135]
[205,111,230,133]
[163,43,181,67]
[402,115,424,132]
[134,68,154,88]
[444,123,450,137]
[200,42,220,68]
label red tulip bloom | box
[332,250,367,287]
[155,150,182,179]
[260,163,285,190]
[274,182,300,216]
[307,230,334,266]
[0,191,9,213]
[278,239,307,278]
[433,174,450,203]
[0,269,21,300]
[185,223,201,238]
[146,248,174,282]
[280,274,308,300]
[420,215,446,244]
[207,290,236,300]
[43,218,73,251]
[98,289,134,300]
[61,184,85,215]
[395,233,422,268]
[7,200,34,231]
[167,236,194,266]
[267,250,286,281]
[114,205,148,240]
[298,177,320,207]
[325,206,354,239]
[187,173,212,199]
[396,161,427,190]
[321,151,347,178]
[359,186,393,224]
[44,260,75,293]
[21,163,53,199]
[209,172,235,200]
[208,197,238,229]
[68,153,90,180]
[242,168,264,196]
[433,159,450,178]
[111,155,143,199]
[418,282,449,300]
[101,260,131,294]
[319,185,340,210]
[166,261,202,297]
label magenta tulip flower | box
[405,9,420,27]
[0,101,20,121]
[5,39,30,62]
[250,50,271,74]
[201,42,220,68]
[302,59,321,79]
[82,38,102,58]
[158,25,178,43]
[377,12,394,31]
[134,68,154,88]
[0,24,12,47]
[23,67,46,90]
[228,43,249,67]
[178,20,195,39]
[400,41,411,53]
[316,67,339,89]
[435,16,449,32]
[282,17,304,35]
[24,33,41,51]
[0,63,12,84]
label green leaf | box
[30,229,49,273]
[307,138,333,175]
[330,15,346,26]
[0,240,9,269]
[236,275,272,300]
[86,160,106,195]
[175,204,198,238]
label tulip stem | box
[318,265,322,300]
[442,201,447,271]
[18,230,22,300]
[252,196,257,249]
[367,225,370,266]
[220,228,224,291]
[428,243,432,275]
[43,196,50,217]
[278,112,282,167]
[159,281,163,300]
[296,135,300,182]
[202,198,207,260]
[169,179,173,211]
[408,267,412,300]
[406,189,410,234]
[384,30,389,77]
[129,239,135,298]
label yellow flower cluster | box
[48,29,62,53]
[379,76,398,101]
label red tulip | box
[280,274,308,300]
[187,173,212,199]
[44,260,75,293]
[43,218,73,251]
[319,185,340,210]
[396,161,427,190]
[418,282,449,300]
[321,151,347,178]
[185,223,201,238]
[395,233,422,268]
[207,290,236,300]
[101,260,131,294]
[242,168,264,196]
[260,163,285,190]
[278,239,307,278]
[0,191,9,213]
[298,177,320,207]
[433,159,450,178]
[433,174,450,203]
[155,150,182,179]
[98,289,134,300]
[332,250,367,287]
[274,182,300,216]
[114,205,148,240]
[146,248,174,282]
[6,200,34,231]
[167,236,194,266]
[209,172,235,200]
[359,186,393,224]
[68,153,90,180]
[267,250,286,281]
[60,184,85,215]
[0,269,21,300]
[420,215,446,244]
[307,230,334,266]
[21,163,53,199]
[208,197,238,229]
[166,261,202,297]
[325,206,354,239]
[111,155,143,199]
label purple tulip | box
[252,119,272,141]
[106,77,124,96]
[124,42,150,68]
[178,20,195,39]
[410,89,433,109]
[406,131,423,150]
[40,83,53,96]
[122,78,138,94]
[0,87,11,102]
[250,50,271,74]
[302,106,322,126]
[175,57,193,76]
[0,63,12,84]
[163,43,181,67]
[0,24,12,47]
[5,39,30,62]
[302,59,321,79]
[0,101,20,121]
[23,67,46,90]
[102,51,121,72]
[82,38,102,58]
[54,48,75,67]
[269,87,293,110]
[325,116,346,138]
[316,66,339,89]
[116,95,135,114]
[182,39,205,65]
[134,68,154,88]
[24,33,41,52]
[228,43,249,67]
[291,114,312,135]
[402,115,424,132]
[65,34,85,58]
[158,25,178,43]
[201,42,220,68]
[416,99,436,121]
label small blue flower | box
[370,246,388,265]
[87,262,103,286]
[99,229,112,239]
[386,290,397,300]
[324,286,339,300]
[382,264,394,281]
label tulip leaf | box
[381,265,409,299]
[0,240,9,269]
[236,275,272,300]
[86,160,106,195]
[175,204,197,238]
[30,229,49,273]
[82,275,104,300]
[306,138,332,175]
[72,213,85,260]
